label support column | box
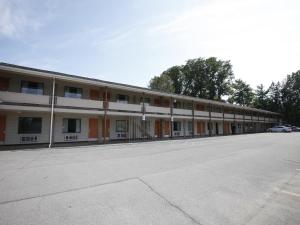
[192,101,195,137]
[208,103,212,136]
[222,106,225,135]
[170,97,173,139]
[49,77,55,148]
[142,92,146,139]
[103,86,108,144]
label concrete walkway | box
[0,133,299,225]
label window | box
[18,117,42,134]
[117,94,129,103]
[116,120,127,132]
[21,81,44,95]
[173,121,181,131]
[188,121,193,131]
[64,86,82,98]
[63,118,81,133]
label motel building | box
[0,63,281,147]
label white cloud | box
[145,0,300,87]
[0,0,43,38]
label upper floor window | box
[63,118,81,133]
[117,94,129,103]
[64,86,82,98]
[18,117,42,134]
[21,81,44,95]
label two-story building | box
[0,63,281,147]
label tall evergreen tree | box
[253,84,269,109]
[228,79,254,106]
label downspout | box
[49,77,55,148]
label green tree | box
[149,57,234,101]
[267,82,282,113]
[281,70,300,125]
[148,73,174,93]
[253,84,269,109]
[228,79,254,106]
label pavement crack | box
[0,177,138,205]
[137,177,203,225]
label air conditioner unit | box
[116,132,127,139]
[64,135,78,141]
[20,136,38,143]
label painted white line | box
[280,190,300,198]
[274,187,300,197]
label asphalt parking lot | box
[0,133,300,225]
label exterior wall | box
[0,66,281,147]
[53,114,90,143]
[3,111,50,145]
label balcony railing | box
[56,96,103,109]
[224,113,234,119]
[0,91,50,105]
[236,114,243,119]
[194,110,209,117]
[109,102,142,112]
[211,112,223,118]
[245,115,251,120]
[173,108,192,116]
[145,105,170,114]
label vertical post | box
[49,77,55,148]
[192,101,195,137]
[243,110,245,134]
[170,97,173,139]
[208,103,212,136]
[222,105,225,135]
[142,92,145,139]
[104,86,108,144]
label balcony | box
[0,91,50,105]
[145,105,170,114]
[252,116,259,121]
[109,102,142,112]
[173,108,192,116]
[194,110,209,117]
[224,113,234,119]
[56,96,103,109]
[211,112,223,118]
[235,114,244,119]
[245,115,251,120]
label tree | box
[267,82,282,113]
[148,57,234,101]
[148,73,174,93]
[253,84,269,109]
[228,79,254,106]
[281,70,300,126]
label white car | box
[267,126,292,133]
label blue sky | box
[0,0,299,88]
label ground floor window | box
[173,121,181,131]
[18,117,42,134]
[116,120,127,132]
[63,118,81,133]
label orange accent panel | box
[0,78,9,91]
[155,120,161,137]
[90,90,100,100]
[0,115,6,141]
[89,118,98,138]
[164,120,170,136]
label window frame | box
[64,86,83,99]
[115,120,127,133]
[173,121,181,131]
[20,80,44,95]
[18,117,42,134]
[62,118,81,133]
